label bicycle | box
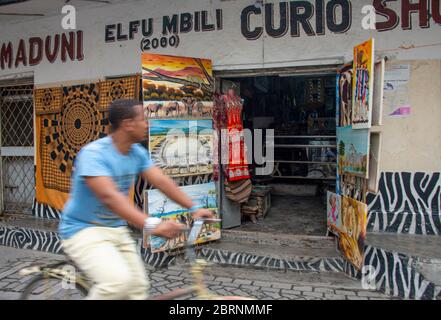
[19,218,253,300]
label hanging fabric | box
[34,76,140,211]
[222,93,251,182]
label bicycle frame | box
[20,218,252,300]
[20,262,91,291]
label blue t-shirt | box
[59,136,154,240]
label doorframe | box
[214,64,340,79]
[213,64,341,229]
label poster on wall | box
[149,119,214,177]
[327,192,342,234]
[336,196,368,271]
[383,63,411,118]
[337,126,370,178]
[144,182,221,253]
[352,39,375,129]
[142,53,214,119]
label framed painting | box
[145,182,220,253]
[337,126,370,178]
[352,39,375,129]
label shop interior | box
[220,73,338,236]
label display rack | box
[268,135,337,180]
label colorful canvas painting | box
[352,39,375,129]
[142,53,214,119]
[339,173,367,203]
[336,196,368,270]
[146,182,220,253]
[327,192,341,234]
[338,63,353,127]
[337,126,370,178]
[149,119,214,177]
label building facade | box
[1,0,440,299]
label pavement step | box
[366,232,441,260]
[0,215,58,232]
[198,239,345,273]
[221,229,335,249]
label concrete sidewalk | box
[0,246,399,300]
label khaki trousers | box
[62,226,149,300]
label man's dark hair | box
[108,99,142,131]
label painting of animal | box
[164,101,180,117]
[196,102,213,117]
[145,102,163,118]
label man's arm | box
[85,176,184,238]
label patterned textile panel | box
[367,172,441,234]
[33,76,140,213]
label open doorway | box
[219,70,338,236]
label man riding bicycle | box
[59,99,214,300]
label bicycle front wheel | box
[20,274,88,300]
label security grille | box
[0,83,35,215]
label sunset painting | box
[142,53,214,119]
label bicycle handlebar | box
[184,217,221,262]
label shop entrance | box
[218,67,338,236]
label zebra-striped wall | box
[198,247,345,273]
[32,199,61,220]
[367,172,441,235]
[343,245,441,300]
[0,226,62,253]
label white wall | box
[0,0,440,86]
[380,60,441,172]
